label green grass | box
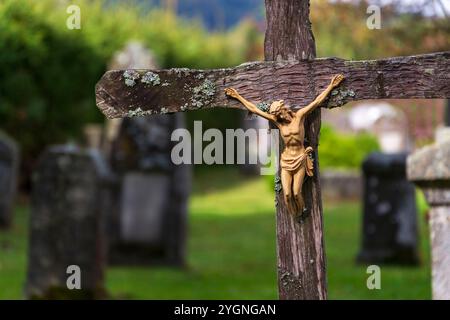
[325,202,430,299]
[0,168,431,299]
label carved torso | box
[277,112,306,153]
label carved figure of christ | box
[224,74,344,215]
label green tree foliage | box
[1,1,101,156]
[319,124,380,170]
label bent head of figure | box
[269,100,294,123]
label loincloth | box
[280,146,314,176]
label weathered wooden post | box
[96,0,450,299]
[264,0,326,299]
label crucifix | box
[96,0,450,299]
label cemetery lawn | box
[0,168,430,299]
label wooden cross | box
[96,0,450,299]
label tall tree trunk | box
[264,0,327,300]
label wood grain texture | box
[265,0,325,300]
[96,52,450,119]
[264,0,316,61]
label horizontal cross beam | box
[96,52,450,119]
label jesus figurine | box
[225,74,345,215]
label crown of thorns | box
[269,101,284,114]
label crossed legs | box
[281,167,306,215]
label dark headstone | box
[357,152,419,265]
[25,145,110,299]
[109,114,190,266]
[0,132,19,229]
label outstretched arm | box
[225,88,276,122]
[298,74,345,116]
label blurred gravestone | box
[408,129,450,299]
[357,152,419,265]
[107,42,190,266]
[0,131,19,229]
[25,145,110,299]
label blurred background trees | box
[312,0,449,59]
[0,0,260,188]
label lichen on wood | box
[127,107,154,117]
[141,71,161,86]
[257,102,271,112]
[278,268,305,299]
[327,88,356,108]
[123,70,140,87]
[172,68,191,78]
[274,174,282,194]
[274,173,282,207]
[190,79,216,109]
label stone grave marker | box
[109,115,190,266]
[408,138,450,300]
[0,131,19,229]
[358,152,419,265]
[25,145,110,299]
